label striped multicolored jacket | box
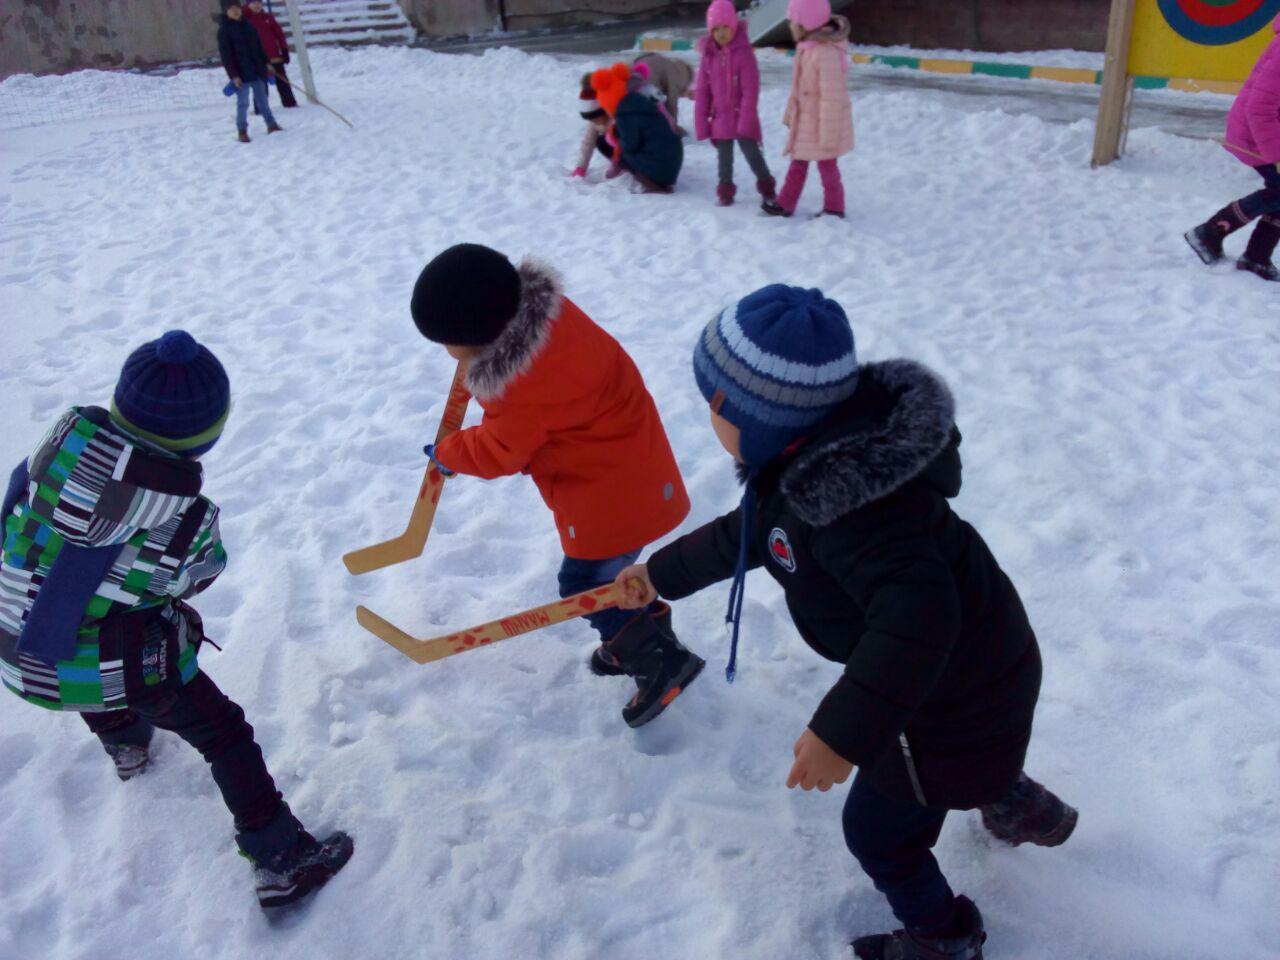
[0,407,226,712]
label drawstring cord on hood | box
[723,470,758,682]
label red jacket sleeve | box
[433,405,548,480]
[272,16,290,61]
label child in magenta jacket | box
[1184,14,1280,282]
[763,0,854,219]
[696,0,776,207]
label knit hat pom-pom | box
[155,330,201,365]
[633,61,651,80]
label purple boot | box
[716,183,736,207]
[980,773,1077,847]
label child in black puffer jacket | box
[615,284,1076,960]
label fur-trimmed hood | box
[464,258,564,402]
[781,360,957,527]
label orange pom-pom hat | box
[590,62,631,117]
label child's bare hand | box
[614,564,656,608]
[786,728,853,792]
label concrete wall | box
[1,0,219,78]
[400,0,703,38]
[851,0,1110,53]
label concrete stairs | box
[276,0,417,47]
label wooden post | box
[1092,0,1137,167]
[282,0,318,104]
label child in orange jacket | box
[411,243,704,726]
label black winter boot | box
[980,773,1077,847]
[853,896,986,960]
[603,604,704,727]
[236,803,354,910]
[1184,202,1250,264]
[1237,216,1280,281]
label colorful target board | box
[1130,0,1280,81]
[1093,0,1279,164]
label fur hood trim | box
[781,360,956,527]
[464,258,564,401]
[807,14,851,44]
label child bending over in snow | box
[614,285,1077,958]
[1184,13,1280,282]
[763,0,853,218]
[697,0,777,208]
[413,244,704,726]
[592,62,684,193]
[570,73,614,179]
[0,332,352,910]
[631,51,695,134]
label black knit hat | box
[411,244,523,346]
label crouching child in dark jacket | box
[0,331,351,911]
[614,285,1076,959]
[592,62,683,193]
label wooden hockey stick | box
[356,583,626,665]
[342,363,470,575]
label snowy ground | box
[1,43,1278,960]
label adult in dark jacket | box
[615,285,1077,960]
[243,0,298,108]
[217,0,281,141]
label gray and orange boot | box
[595,603,704,727]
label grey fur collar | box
[781,360,956,527]
[464,258,563,401]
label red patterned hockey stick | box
[356,584,625,665]
[342,363,470,575]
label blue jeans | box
[235,79,277,130]
[843,772,955,930]
[557,551,655,641]
[1239,163,1280,220]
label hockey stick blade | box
[342,364,470,576]
[356,584,626,665]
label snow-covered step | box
[279,0,416,47]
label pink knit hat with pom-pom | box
[706,0,738,30]
[786,0,831,32]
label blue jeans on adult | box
[557,551,657,641]
[1238,163,1280,220]
[235,79,277,131]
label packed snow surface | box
[1,44,1278,960]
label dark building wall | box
[851,0,1110,53]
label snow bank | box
[0,43,1276,960]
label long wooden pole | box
[282,0,318,104]
[1092,0,1137,167]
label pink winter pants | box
[777,158,844,215]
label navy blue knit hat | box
[110,331,231,457]
[694,284,859,467]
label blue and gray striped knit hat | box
[111,331,231,458]
[694,284,859,467]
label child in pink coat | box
[763,0,854,219]
[1184,14,1280,282]
[696,0,776,207]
